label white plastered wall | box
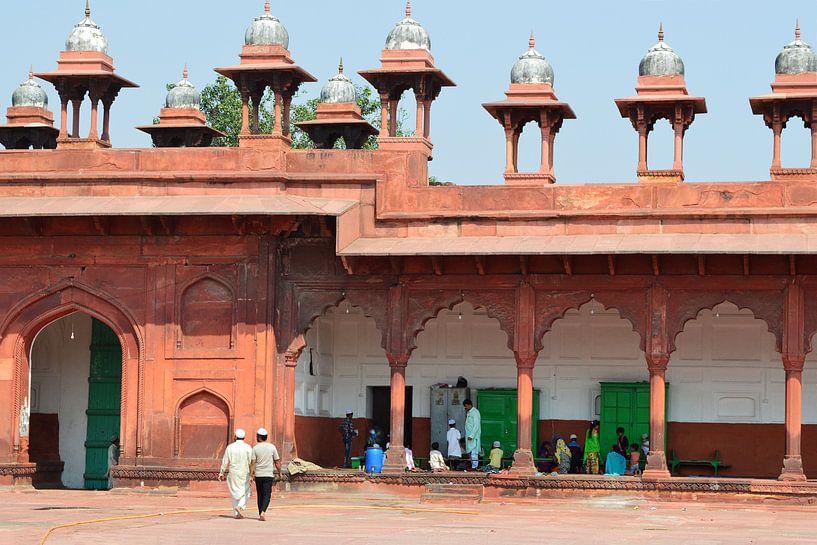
[30,313,93,489]
[295,300,817,425]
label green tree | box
[191,76,407,149]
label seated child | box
[627,444,641,476]
[488,441,504,469]
[428,442,449,472]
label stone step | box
[420,492,481,505]
[421,483,484,504]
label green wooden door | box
[477,389,539,457]
[83,319,122,490]
[600,382,666,463]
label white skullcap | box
[448,419,456,425]
[346,408,354,414]
[235,428,246,439]
[493,441,501,448]
[257,428,268,436]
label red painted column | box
[281,350,300,462]
[643,354,671,480]
[251,93,261,134]
[282,96,292,137]
[383,353,409,473]
[414,92,424,137]
[780,356,806,481]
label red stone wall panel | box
[177,391,230,460]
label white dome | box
[511,33,554,85]
[385,1,431,51]
[320,60,357,104]
[65,1,108,54]
[245,1,290,48]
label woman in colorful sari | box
[554,438,571,474]
[583,421,601,475]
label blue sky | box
[5,1,816,184]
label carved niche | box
[175,390,230,459]
[178,277,236,352]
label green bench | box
[669,450,730,477]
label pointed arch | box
[174,388,232,459]
[176,274,236,351]
[0,282,143,463]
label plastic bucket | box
[364,446,384,474]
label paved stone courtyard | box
[2,489,817,545]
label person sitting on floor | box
[489,441,504,469]
[627,444,642,476]
[605,444,627,476]
[405,444,417,472]
[640,433,650,458]
[554,438,571,474]
[429,442,449,472]
[537,440,554,473]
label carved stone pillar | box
[811,115,817,169]
[780,355,806,481]
[539,113,551,174]
[672,115,684,171]
[643,353,671,480]
[251,93,261,134]
[382,353,409,473]
[59,97,69,139]
[510,353,537,475]
[378,92,389,138]
[272,91,283,136]
[414,92,424,137]
[504,127,516,173]
[101,99,112,143]
[71,98,82,138]
[423,99,431,139]
[88,96,100,140]
[637,123,648,171]
[240,88,251,136]
[389,99,398,137]
[282,95,292,137]
[772,118,783,169]
[281,349,301,463]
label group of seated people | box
[537,422,650,476]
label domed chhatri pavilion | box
[4,2,817,498]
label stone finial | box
[85,0,91,18]
[264,0,270,14]
[405,0,411,18]
[29,64,33,80]
[338,57,344,74]
[529,30,535,49]
[658,22,664,43]
[183,64,189,80]
[796,19,801,41]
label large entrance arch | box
[0,284,143,487]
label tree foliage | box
[193,76,406,149]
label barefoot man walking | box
[219,429,253,519]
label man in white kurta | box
[219,429,253,519]
[464,399,481,470]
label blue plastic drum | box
[364,446,384,474]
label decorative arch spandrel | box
[405,289,516,355]
[293,286,389,350]
[665,289,784,354]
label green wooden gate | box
[599,382,667,463]
[477,389,539,457]
[83,319,122,490]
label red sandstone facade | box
[2,4,817,490]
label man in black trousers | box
[251,428,281,521]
